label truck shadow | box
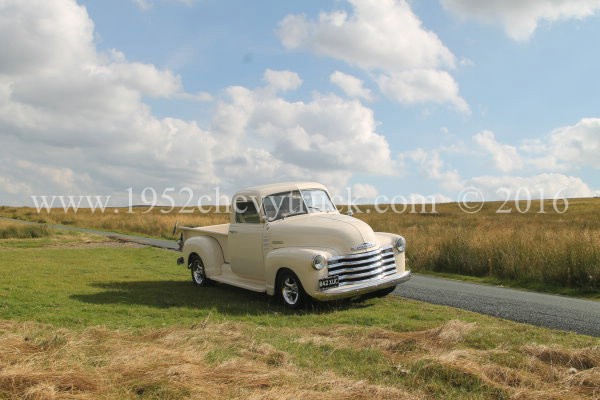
[70,280,371,316]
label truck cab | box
[177,182,411,308]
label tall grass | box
[419,227,598,288]
[0,222,52,239]
[0,205,229,239]
[1,198,599,290]
[351,199,600,291]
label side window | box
[235,200,260,223]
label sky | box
[0,0,599,207]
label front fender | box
[264,247,332,296]
[182,236,224,278]
[375,232,400,247]
[375,232,406,272]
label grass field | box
[0,234,599,399]
[0,220,53,239]
[2,197,599,296]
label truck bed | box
[182,223,230,236]
[181,224,230,262]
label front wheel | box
[277,271,308,309]
[189,256,209,287]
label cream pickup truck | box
[176,182,411,308]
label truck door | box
[229,198,265,281]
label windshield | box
[263,189,337,221]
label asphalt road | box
[395,275,600,337]
[3,217,599,336]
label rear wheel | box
[189,255,209,287]
[277,270,307,309]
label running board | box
[211,263,266,293]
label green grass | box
[0,243,462,330]
[1,236,599,399]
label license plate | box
[319,275,339,290]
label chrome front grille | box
[327,246,396,287]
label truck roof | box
[236,181,328,198]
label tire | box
[277,270,307,309]
[189,255,209,287]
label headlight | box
[395,236,406,252]
[312,254,327,270]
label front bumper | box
[311,270,411,301]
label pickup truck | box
[176,182,411,308]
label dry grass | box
[0,221,141,249]
[0,221,53,239]
[353,199,600,292]
[1,319,598,400]
[0,206,228,239]
[0,320,420,400]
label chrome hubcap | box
[192,262,204,284]
[282,277,299,304]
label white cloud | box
[469,173,597,200]
[406,148,463,191]
[377,69,469,112]
[0,0,96,75]
[518,118,600,171]
[399,138,598,201]
[0,175,31,196]
[473,130,524,172]
[0,0,213,203]
[397,120,599,202]
[546,118,600,169]
[0,0,400,205]
[263,69,303,92]
[178,91,213,102]
[102,57,183,98]
[212,83,397,177]
[441,0,600,41]
[133,0,153,11]
[278,0,468,112]
[278,0,455,70]
[132,0,196,11]
[330,71,373,101]
[470,119,600,174]
[352,183,379,201]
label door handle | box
[230,230,238,234]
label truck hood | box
[266,213,379,256]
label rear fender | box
[183,236,224,278]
